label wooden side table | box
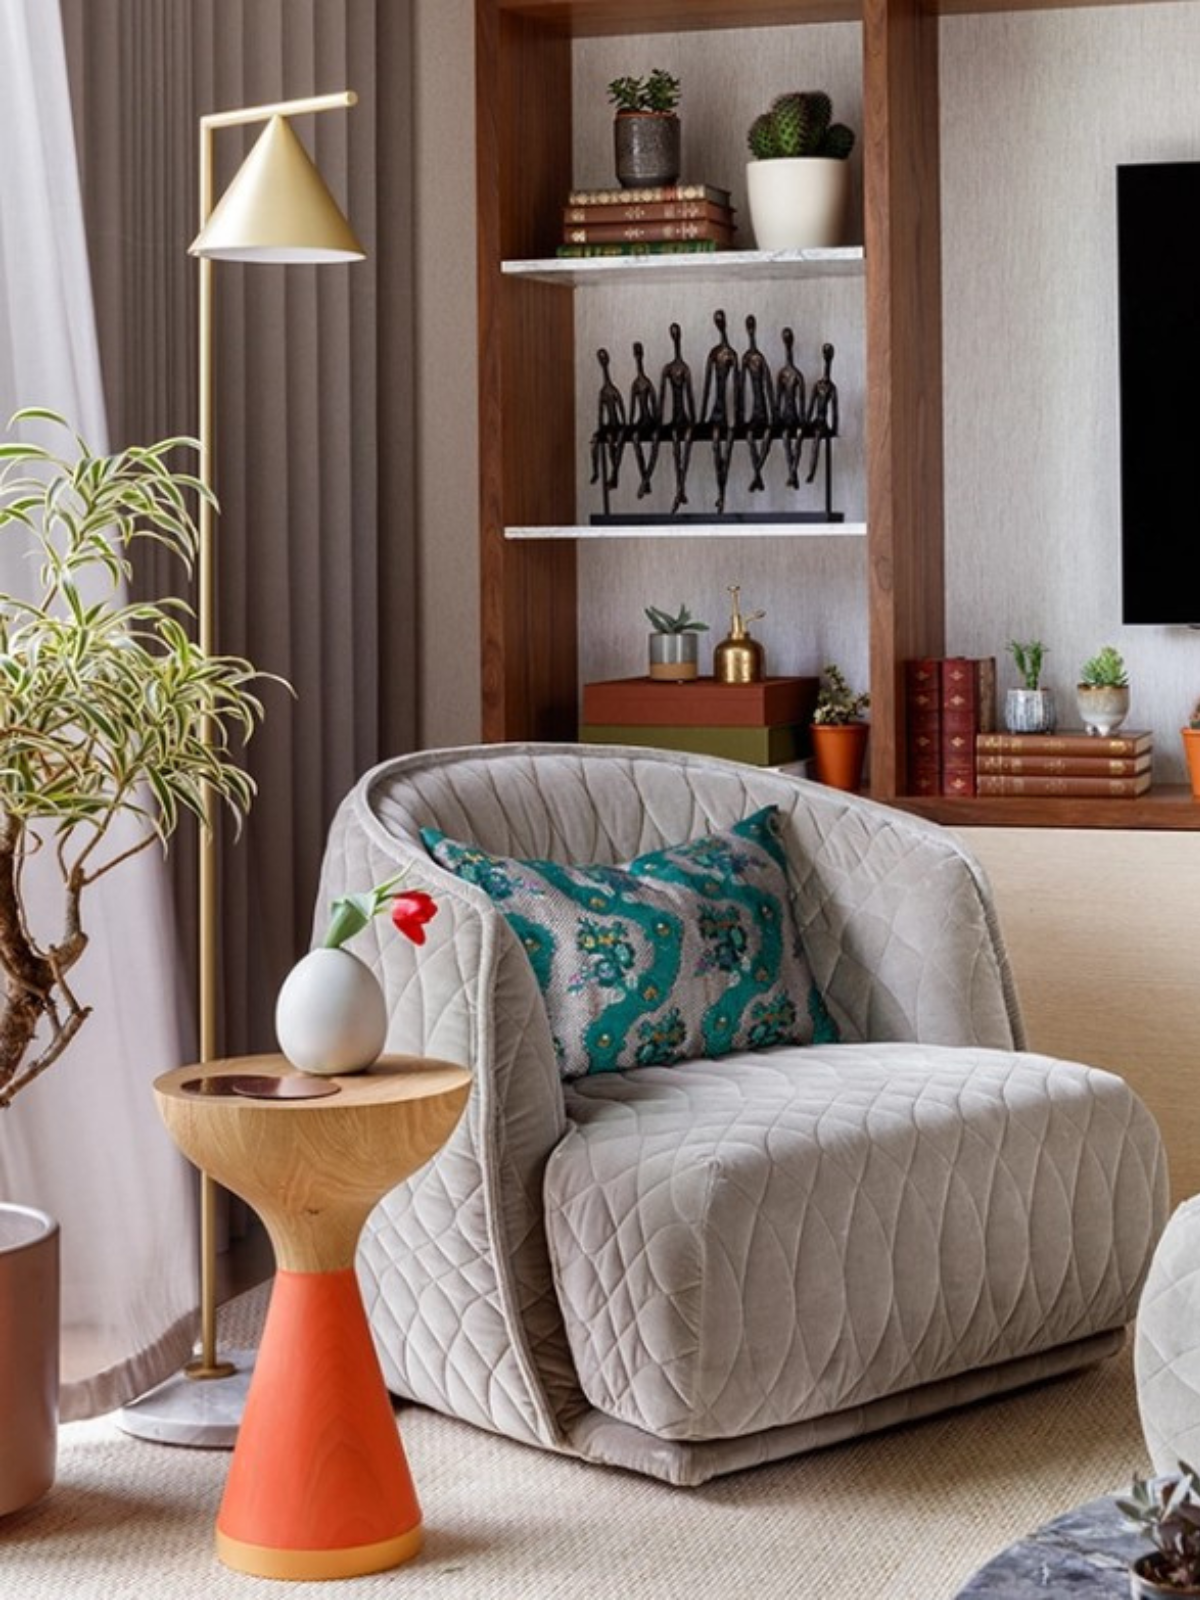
[154,1053,471,1581]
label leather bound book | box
[941,657,996,797]
[976,728,1152,757]
[975,770,1152,797]
[904,658,942,796]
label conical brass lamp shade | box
[191,114,364,262]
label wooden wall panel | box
[477,5,578,740]
[862,0,945,797]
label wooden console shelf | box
[892,786,1200,832]
[477,0,1176,826]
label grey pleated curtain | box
[60,0,417,1060]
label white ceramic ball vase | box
[275,947,388,1076]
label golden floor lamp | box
[119,90,364,1447]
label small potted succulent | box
[1181,699,1200,800]
[1118,1463,1200,1596]
[608,68,681,189]
[645,601,707,681]
[1005,638,1056,734]
[810,662,870,792]
[1077,644,1131,736]
[745,89,856,250]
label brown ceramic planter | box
[811,722,869,792]
[1129,1551,1200,1597]
[0,1203,59,1516]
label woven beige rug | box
[0,1282,1150,1600]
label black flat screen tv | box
[1117,160,1200,625]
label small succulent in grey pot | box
[645,601,707,681]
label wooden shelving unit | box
[475,0,1200,831]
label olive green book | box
[580,723,807,765]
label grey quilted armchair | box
[316,742,1168,1486]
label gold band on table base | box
[216,1522,423,1580]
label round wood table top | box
[154,1053,472,1272]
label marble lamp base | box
[117,1350,255,1448]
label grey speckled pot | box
[614,114,680,188]
[1004,687,1057,734]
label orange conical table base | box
[152,1054,472,1582]
[217,1268,422,1579]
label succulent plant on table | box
[644,602,707,683]
[747,90,855,163]
[1118,1463,1200,1596]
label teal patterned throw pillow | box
[422,806,838,1080]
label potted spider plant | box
[0,408,272,1514]
[608,68,681,189]
[810,662,870,791]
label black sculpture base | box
[590,511,845,526]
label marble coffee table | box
[954,1494,1146,1596]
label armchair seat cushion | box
[545,1041,1164,1443]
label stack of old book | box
[904,656,997,797]
[974,727,1154,796]
[557,183,737,258]
[579,675,818,767]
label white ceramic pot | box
[0,1203,59,1515]
[1076,683,1130,736]
[745,157,851,250]
[275,947,388,1076]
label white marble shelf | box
[501,246,865,288]
[504,522,866,540]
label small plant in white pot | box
[1077,644,1131,735]
[745,89,855,251]
[1004,638,1056,734]
[608,68,681,190]
[644,602,707,681]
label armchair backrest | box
[322,742,1024,1056]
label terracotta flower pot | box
[1182,728,1200,800]
[0,1203,59,1516]
[811,721,869,792]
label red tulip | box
[391,890,438,945]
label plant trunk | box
[0,831,55,1101]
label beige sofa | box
[316,743,1168,1486]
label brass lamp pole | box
[119,91,363,1444]
[189,90,364,1387]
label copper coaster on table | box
[228,1074,342,1100]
